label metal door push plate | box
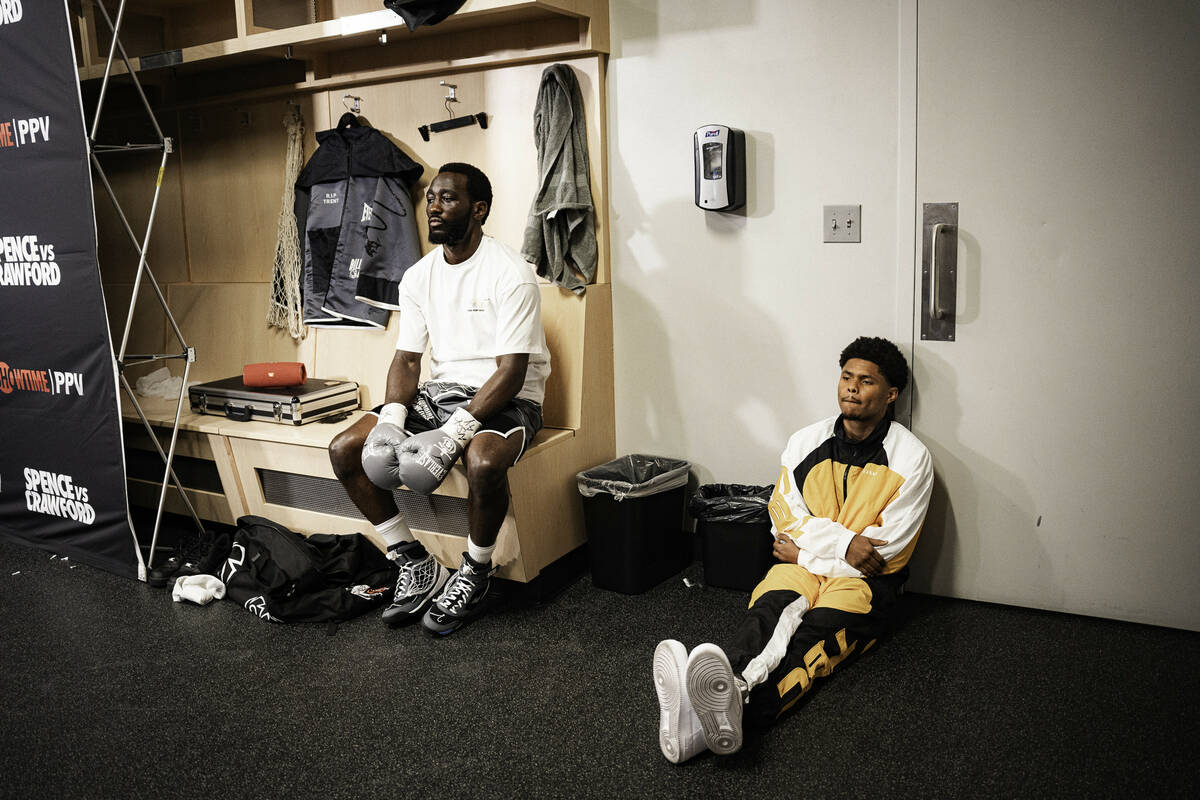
[921,202,958,342]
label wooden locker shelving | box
[86,0,617,585]
[76,0,609,104]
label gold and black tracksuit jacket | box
[728,415,933,725]
[768,414,933,579]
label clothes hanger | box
[338,95,364,129]
[418,82,487,142]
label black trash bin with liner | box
[689,483,776,591]
[576,455,691,594]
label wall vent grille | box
[257,469,469,537]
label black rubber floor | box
[1,534,1197,799]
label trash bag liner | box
[576,454,690,501]
[687,484,773,523]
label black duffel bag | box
[218,515,396,623]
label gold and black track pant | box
[726,565,908,729]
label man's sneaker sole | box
[420,590,487,635]
[421,615,463,635]
[421,554,494,636]
[653,639,704,763]
[686,643,743,756]
[381,560,450,628]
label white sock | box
[375,513,414,549]
[467,538,496,566]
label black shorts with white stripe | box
[371,381,543,463]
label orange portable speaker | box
[243,362,306,387]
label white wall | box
[606,0,906,485]
[606,1,1200,630]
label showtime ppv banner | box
[0,1,138,578]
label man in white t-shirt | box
[329,163,550,635]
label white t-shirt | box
[395,235,550,405]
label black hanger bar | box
[418,112,487,142]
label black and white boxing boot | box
[381,540,450,626]
[421,552,495,635]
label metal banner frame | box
[87,0,205,575]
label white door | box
[906,0,1200,630]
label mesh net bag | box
[267,107,307,340]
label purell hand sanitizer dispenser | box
[694,124,746,212]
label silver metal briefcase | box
[188,376,359,425]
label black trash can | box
[689,484,776,592]
[576,455,691,594]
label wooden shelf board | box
[78,0,606,81]
[121,395,574,451]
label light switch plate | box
[824,204,861,243]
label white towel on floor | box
[172,574,226,606]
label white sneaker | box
[652,640,707,763]
[685,643,744,756]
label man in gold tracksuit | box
[653,336,934,763]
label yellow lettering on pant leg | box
[807,641,831,678]
[822,629,856,674]
[777,666,812,708]
[776,629,859,714]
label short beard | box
[427,216,471,245]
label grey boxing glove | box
[395,407,481,494]
[361,403,410,489]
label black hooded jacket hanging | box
[293,116,424,329]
